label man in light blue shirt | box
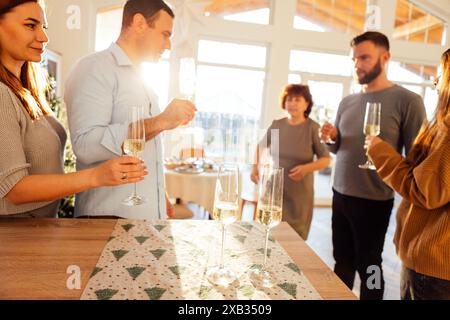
[65,0,196,219]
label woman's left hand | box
[365,136,383,152]
[289,165,309,182]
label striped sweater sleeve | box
[0,85,30,198]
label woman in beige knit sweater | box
[0,0,147,218]
[367,48,450,299]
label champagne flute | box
[179,57,196,101]
[250,165,284,288]
[206,164,240,287]
[359,102,381,170]
[122,106,147,206]
[179,57,197,129]
[318,106,336,144]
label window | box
[388,61,439,119]
[95,7,171,108]
[307,80,343,119]
[200,0,272,25]
[289,50,350,123]
[290,50,352,76]
[95,6,123,52]
[198,40,267,68]
[192,39,267,162]
[294,0,367,34]
[394,0,447,45]
[424,87,439,119]
[141,52,171,109]
[388,62,436,84]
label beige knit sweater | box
[368,115,450,281]
[0,82,66,217]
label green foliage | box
[46,78,76,218]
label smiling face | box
[135,10,173,62]
[351,40,389,85]
[285,94,309,118]
[0,1,49,66]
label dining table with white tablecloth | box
[164,169,219,214]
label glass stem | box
[133,182,138,198]
[262,227,270,270]
[220,223,226,269]
[365,136,374,165]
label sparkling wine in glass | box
[359,102,381,170]
[250,165,284,288]
[318,107,336,144]
[207,164,240,287]
[122,106,147,206]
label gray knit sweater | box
[328,85,427,201]
[0,82,66,217]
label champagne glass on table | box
[122,106,147,206]
[359,102,381,170]
[206,164,240,287]
[250,165,284,288]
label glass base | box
[249,266,273,288]
[122,195,147,206]
[206,266,237,287]
[359,162,376,170]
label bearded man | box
[319,31,426,300]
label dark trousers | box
[332,189,393,300]
[401,266,450,300]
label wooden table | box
[0,219,356,300]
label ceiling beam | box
[202,0,269,15]
[393,14,443,38]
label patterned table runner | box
[81,220,322,300]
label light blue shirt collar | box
[109,42,134,67]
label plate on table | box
[175,166,204,174]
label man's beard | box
[357,59,383,85]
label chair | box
[171,204,194,219]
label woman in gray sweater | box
[0,0,147,218]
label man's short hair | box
[351,31,390,51]
[122,0,174,30]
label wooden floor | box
[306,208,401,300]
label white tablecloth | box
[165,169,218,214]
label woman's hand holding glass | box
[122,106,148,206]
[91,156,147,187]
[365,136,383,155]
[359,102,381,170]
